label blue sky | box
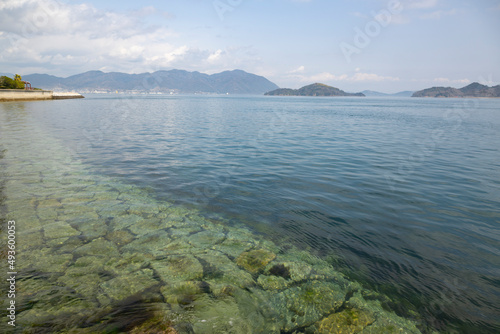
[0,0,499,92]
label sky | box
[0,0,499,93]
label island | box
[265,83,365,97]
[412,82,500,98]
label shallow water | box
[0,95,499,333]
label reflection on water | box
[1,95,499,333]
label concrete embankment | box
[52,92,85,99]
[0,89,84,101]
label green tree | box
[14,74,25,89]
[0,75,24,89]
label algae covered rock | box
[197,250,255,288]
[161,281,210,310]
[257,274,289,290]
[268,280,347,331]
[188,230,225,249]
[151,254,204,282]
[100,269,159,302]
[43,221,81,240]
[121,232,171,257]
[236,248,276,273]
[74,237,119,257]
[106,229,135,246]
[315,308,375,333]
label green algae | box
[235,248,276,273]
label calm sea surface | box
[1,95,499,333]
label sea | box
[0,94,499,333]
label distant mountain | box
[412,82,500,98]
[265,83,364,97]
[22,69,279,94]
[362,90,414,97]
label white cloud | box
[293,72,400,83]
[433,77,470,84]
[289,65,305,74]
[0,0,255,76]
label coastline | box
[0,89,84,102]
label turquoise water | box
[1,95,499,333]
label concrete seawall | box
[0,90,84,101]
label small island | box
[412,82,500,98]
[265,83,365,97]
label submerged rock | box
[74,237,119,257]
[43,221,81,240]
[106,229,135,246]
[100,269,159,302]
[151,254,204,282]
[266,280,347,331]
[188,230,225,249]
[236,249,276,273]
[315,308,375,333]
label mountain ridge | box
[23,69,279,94]
[412,82,500,98]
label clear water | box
[1,95,499,333]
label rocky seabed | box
[0,115,426,333]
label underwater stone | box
[60,195,96,205]
[161,281,209,309]
[121,232,171,257]
[169,225,203,239]
[36,198,63,208]
[16,230,44,251]
[236,249,276,274]
[268,261,312,282]
[100,269,158,302]
[190,297,256,334]
[197,250,255,289]
[17,247,73,273]
[95,202,130,218]
[58,272,102,297]
[128,217,163,236]
[104,252,153,276]
[151,254,204,282]
[257,275,289,290]
[43,221,81,240]
[74,237,119,257]
[347,292,422,334]
[128,203,160,216]
[91,190,120,201]
[214,237,255,258]
[272,280,347,331]
[160,239,193,253]
[16,294,97,330]
[36,206,59,221]
[106,229,135,246]
[111,214,144,229]
[161,205,191,221]
[73,220,108,240]
[315,308,375,334]
[188,230,225,249]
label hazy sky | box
[1,0,499,92]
